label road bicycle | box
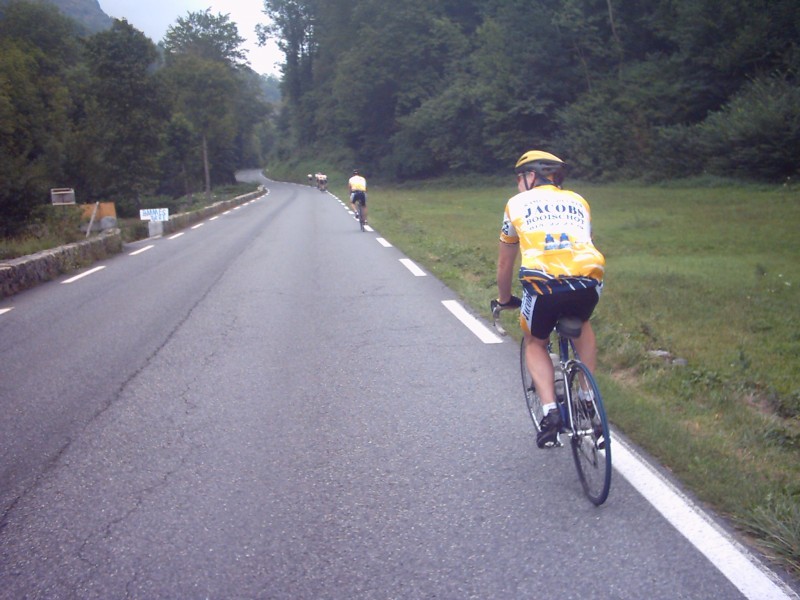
[354,201,366,231]
[491,299,612,505]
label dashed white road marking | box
[399,259,426,277]
[169,232,185,240]
[210,216,220,221]
[0,307,13,316]
[129,245,154,256]
[62,266,105,284]
[191,223,204,230]
[442,300,502,344]
[376,238,392,247]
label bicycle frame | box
[492,300,612,504]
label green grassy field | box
[325,175,800,574]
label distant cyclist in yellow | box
[348,169,367,223]
[496,151,605,448]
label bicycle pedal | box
[540,437,563,449]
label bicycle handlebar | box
[490,295,521,336]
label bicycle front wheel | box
[520,337,544,431]
[567,362,611,505]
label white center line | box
[169,232,185,240]
[62,266,105,284]
[442,300,502,344]
[129,245,154,256]
[399,258,426,277]
[376,238,393,248]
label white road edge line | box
[613,438,797,600]
[0,308,13,316]
[399,258,426,277]
[129,245,154,256]
[441,300,502,344]
[169,232,185,240]
[376,238,392,248]
[62,266,105,284]
[191,223,204,229]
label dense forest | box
[2,0,798,236]
[261,0,800,182]
[0,0,279,236]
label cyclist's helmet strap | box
[515,150,567,188]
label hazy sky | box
[98,0,283,76]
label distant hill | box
[44,0,113,33]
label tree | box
[0,0,82,235]
[78,19,166,207]
[162,10,254,194]
[258,0,319,145]
[161,54,239,195]
[164,9,248,67]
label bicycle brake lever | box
[490,300,508,336]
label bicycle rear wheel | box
[520,338,544,431]
[567,362,611,505]
[356,204,365,231]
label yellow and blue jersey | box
[500,185,605,295]
[348,175,367,191]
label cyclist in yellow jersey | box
[348,169,368,222]
[496,150,605,448]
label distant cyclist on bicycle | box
[496,150,605,448]
[348,169,367,223]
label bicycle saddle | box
[556,316,583,339]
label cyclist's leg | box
[362,194,368,222]
[524,333,556,407]
[521,292,559,409]
[573,320,597,373]
[567,287,601,372]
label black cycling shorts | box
[521,287,600,340]
[351,190,366,205]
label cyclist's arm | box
[496,240,519,304]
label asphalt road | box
[0,171,796,599]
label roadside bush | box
[0,204,83,260]
[694,77,800,181]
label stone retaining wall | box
[0,230,123,299]
[0,190,263,300]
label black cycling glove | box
[497,295,522,308]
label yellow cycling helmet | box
[514,150,568,188]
